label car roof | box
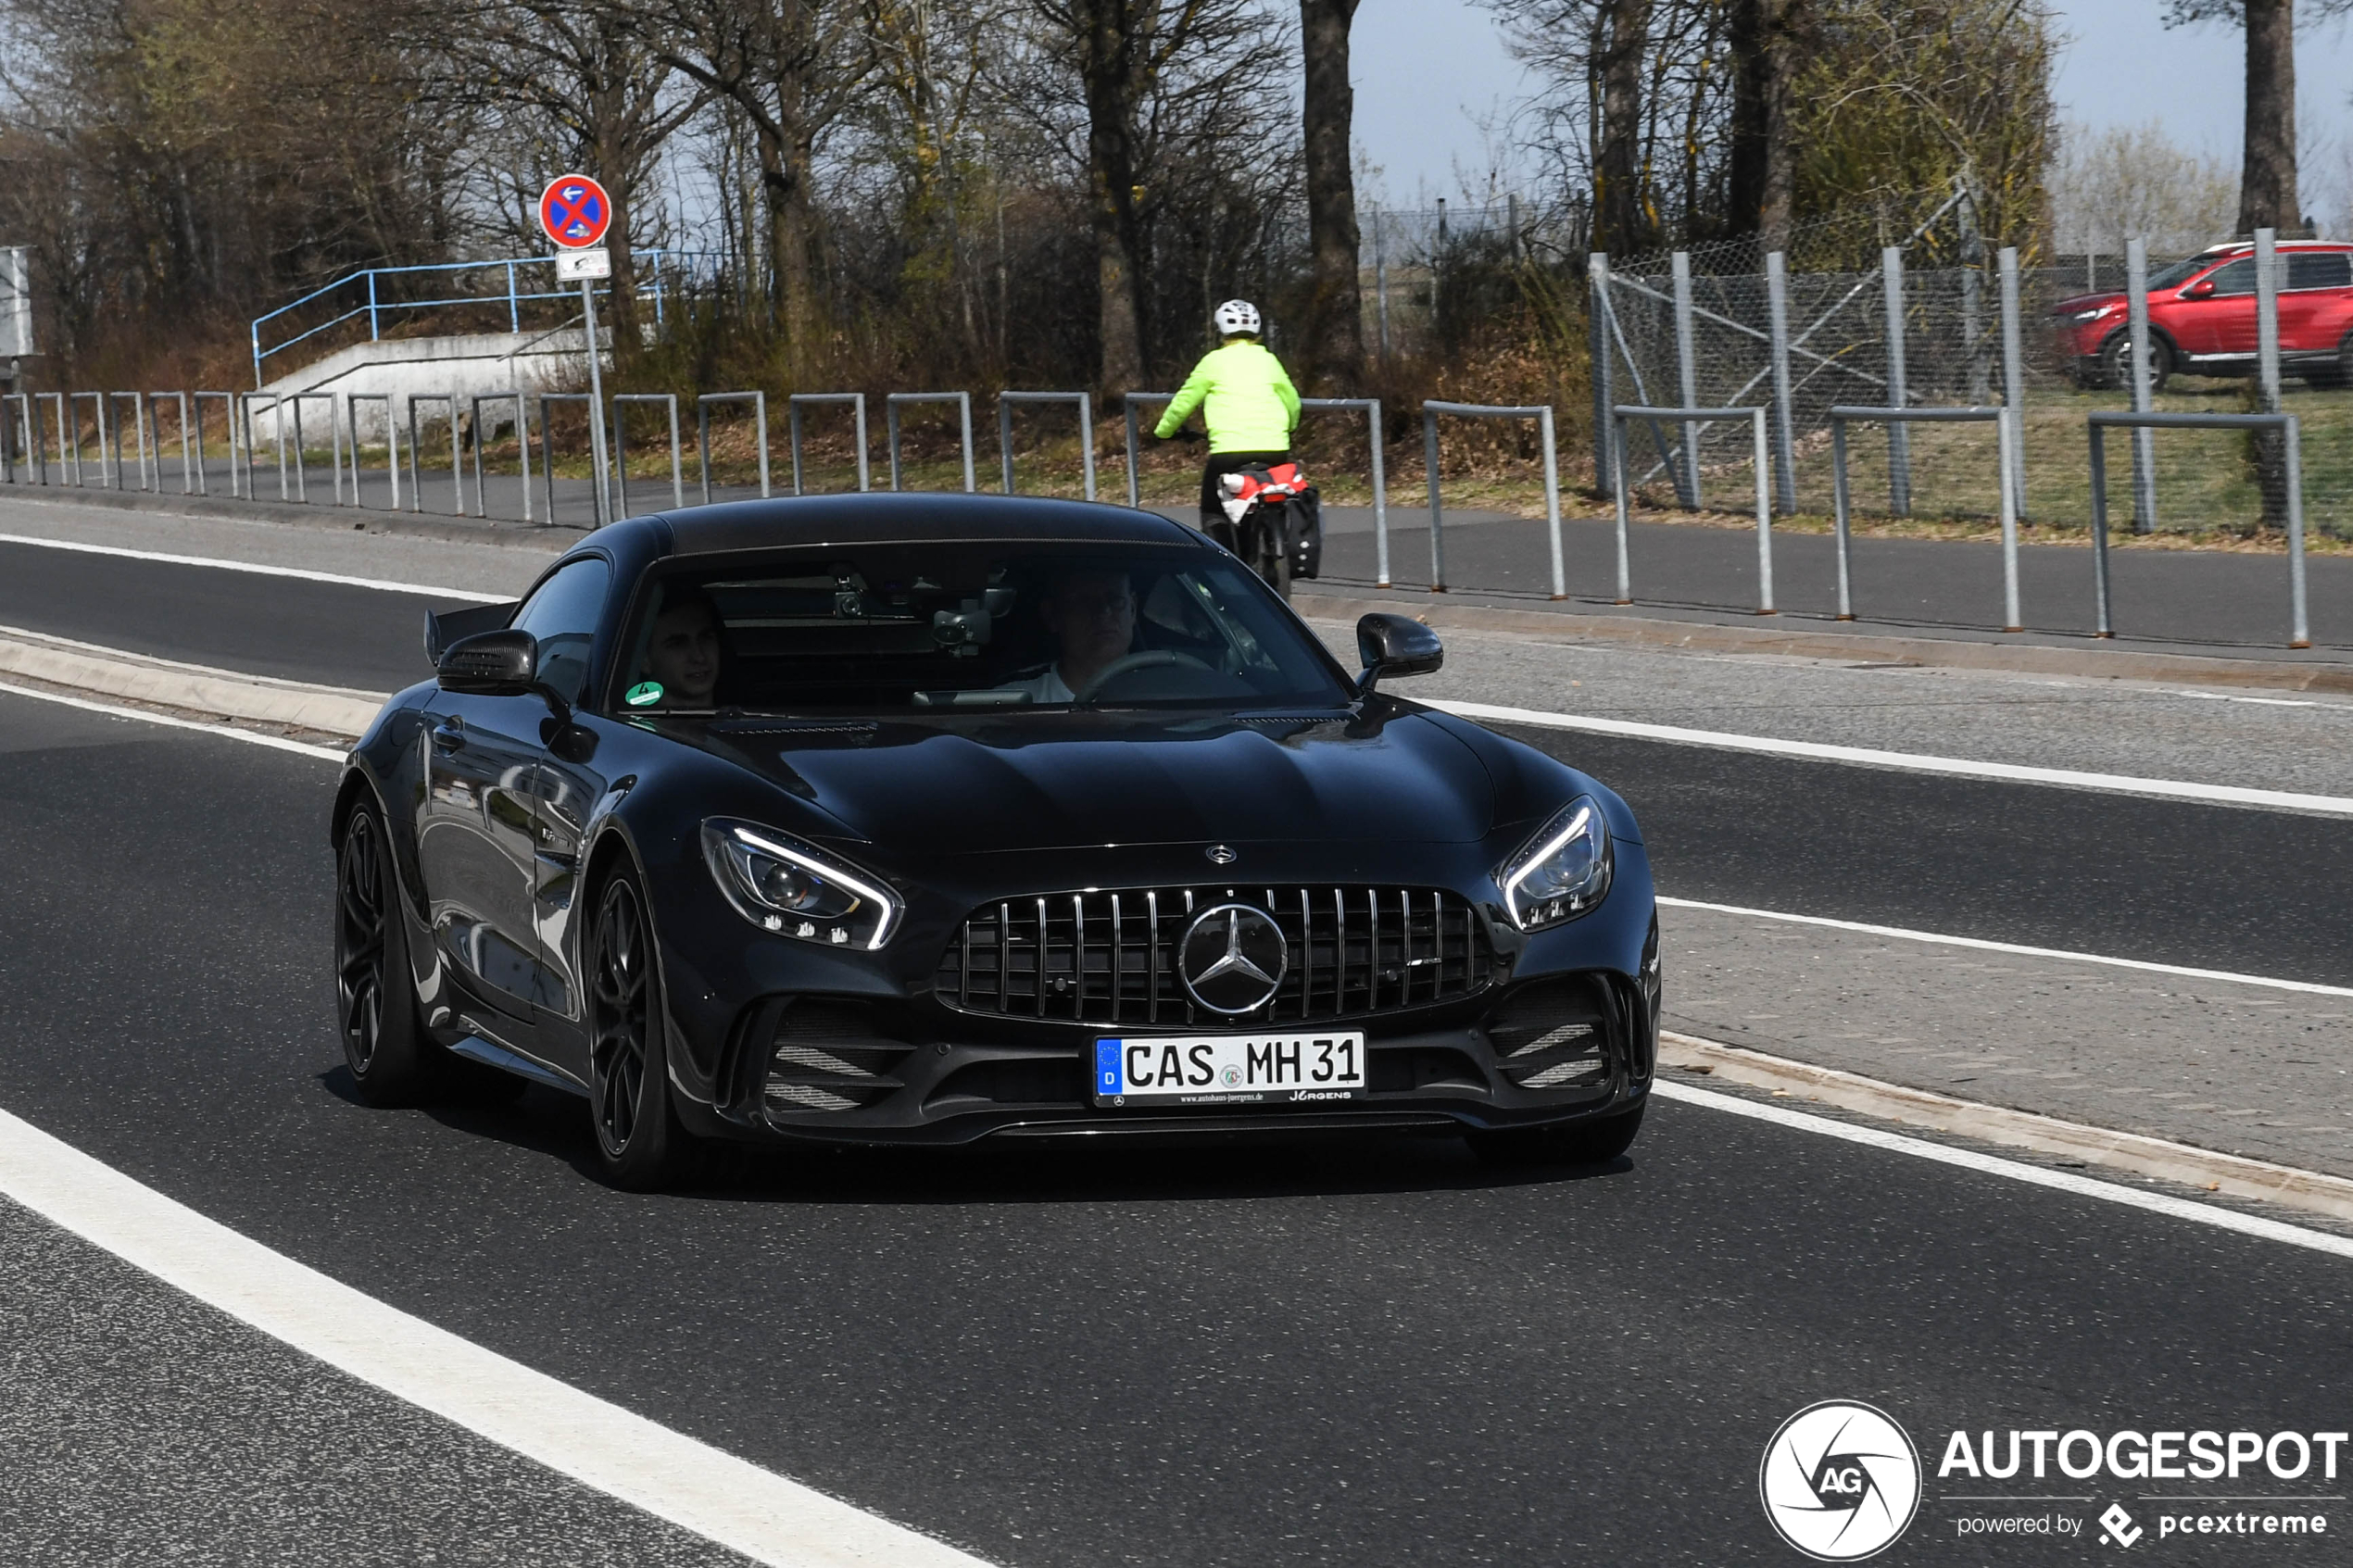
[2197,239,2353,257]
[646,491,1201,556]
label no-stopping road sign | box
[538,174,612,249]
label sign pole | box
[537,172,618,527]
[580,279,610,526]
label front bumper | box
[681,957,1659,1148]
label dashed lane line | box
[0,532,510,602]
[1655,1082,2353,1264]
[0,1102,994,1567]
[1429,696,2353,817]
[1658,896,2353,1000]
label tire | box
[585,860,696,1190]
[1468,1102,1646,1167]
[334,800,435,1107]
[2098,331,2172,393]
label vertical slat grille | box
[937,885,1494,1026]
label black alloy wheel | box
[1468,1101,1647,1168]
[2098,330,2172,393]
[586,864,692,1189]
[335,801,432,1106]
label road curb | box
[1293,590,2353,694]
[0,626,384,736]
[1658,1031,2353,1223]
[0,481,585,553]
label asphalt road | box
[1,690,2348,1567]
[0,535,468,692]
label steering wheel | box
[1074,649,1213,702]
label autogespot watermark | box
[1762,1405,2347,1557]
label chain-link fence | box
[1594,229,2353,545]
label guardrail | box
[887,393,975,493]
[788,393,868,494]
[1428,400,1566,598]
[611,394,684,514]
[2088,410,2309,647]
[1613,404,1773,613]
[1831,405,2020,631]
[249,249,724,386]
[1000,391,1094,500]
[698,392,770,503]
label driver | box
[635,589,724,709]
[998,567,1136,703]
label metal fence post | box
[1610,413,1632,603]
[1881,246,1911,515]
[1590,253,1614,497]
[2255,227,2288,532]
[1670,250,1702,508]
[2087,424,2114,636]
[1539,407,1565,600]
[612,393,684,515]
[2286,414,2309,648]
[787,394,866,494]
[1750,408,1774,615]
[1367,402,1390,588]
[2125,236,2157,533]
[1764,252,1797,514]
[1422,407,1446,591]
[1997,407,2020,632]
[698,392,771,502]
[1831,416,1854,620]
[1999,246,2026,521]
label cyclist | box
[1153,299,1302,531]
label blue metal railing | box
[249,250,726,387]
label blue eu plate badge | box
[1095,1039,1123,1097]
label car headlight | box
[2066,307,2112,323]
[1495,797,1613,931]
[701,819,903,950]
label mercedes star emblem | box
[1176,904,1289,1014]
[1205,844,1239,865]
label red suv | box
[2052,240,2353,391]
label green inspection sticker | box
[624,681,664,708]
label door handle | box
[431,717,467,752]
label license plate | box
[1092,1033,1368,1107]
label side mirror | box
[2185,279,2217,299]
[437,628,539,696]
[423,600,520,666]
[1355,612,1442,696]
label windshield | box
[610,542,1354,714]
[2145,254,2227,292]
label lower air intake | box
[762,1001,914,1115]
[1485,976,1614,1093]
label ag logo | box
[1759,1400,1921,1561]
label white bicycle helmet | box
[1213,298,1262,337]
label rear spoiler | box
[423,601,521,666]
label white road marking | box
[0,1104,993,1567]
[0,679,349,762]
[1655,1081,2353,1264]
[1658,895,2353,1000]
[1429,696,2353,816]
[0,532,510,602]
[2174,690,2329,709]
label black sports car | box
[333,494,1659,1187]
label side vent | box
[1485,977,1614,1093]
[763,1000,914,1115]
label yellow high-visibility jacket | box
[1154,340,1302,453]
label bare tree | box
[1019,0,1288,389]
[444,0,707,352]
[641,0,874,369]
[1300,0,1363,384]
[1728,0,1806,251]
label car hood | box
[2051,291,2125,316]
[681,705,1500,853]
